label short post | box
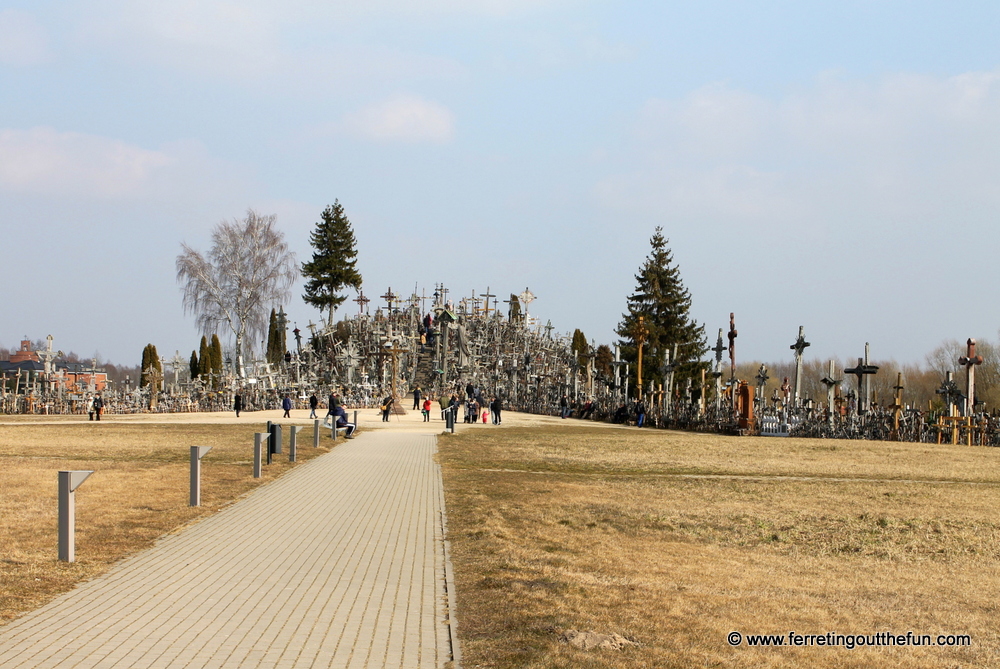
[269,423,283,456]
[253,433,266,478]
[331,418,338,441]
[189,446,212,506]
[58,470,94,562]
[353,410,358,427]
[313,419,320,448]
[289,426,298,462]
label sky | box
[3,1,1000,369]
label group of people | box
[232,390,356,438]
[85,394,104,421]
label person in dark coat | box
[412,386,422,410]
[234,392,243,418]
[490,397,502,424]
[381,396,393,422]
[309,394,319,419]
[282,394,292,418]
[93,394,104,421]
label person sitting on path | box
[282,394,292,418]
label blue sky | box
[3,1,1000,368]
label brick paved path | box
[0,429,459,668]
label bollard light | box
[58,470,94,562]
[313,419,320,448]
[189,446,212,506]
[253,433,267,478]
[289,426,298,462]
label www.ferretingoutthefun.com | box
[727,631,971,650]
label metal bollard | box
[313,419,320,448]
[331,418,338,441]
[289,426,298,462]
[190,446,212,506]
[353,410,358,427]
[58,470,94,562]
[253,433,265,478]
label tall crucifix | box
[959,338,984,416]
[383,339,409,413]
[634,316,648,400]
[844,344,878,413]
[789,326,811,407]
[712,329,726,410]
[819,360,841,425]
[727,313,738,381]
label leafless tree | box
[176,210,298,378]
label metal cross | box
[380,288,398,312]
[844,347,878,413]
[354,291,370,315]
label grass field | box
[0,420,330,622]
[439,424,1000,668]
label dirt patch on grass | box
[0,421,332,622]
[440,426,1000,668]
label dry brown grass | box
[440,425,1000,668]
[0,421,332,622]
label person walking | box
[636,400,646,427]
[381,395,393,422]
[325,391,338,425]
[282,394,292,418]
[234,391,243,418]
[490,397,502,424]
[93,394,104,421]
[412,386,422,411]
[308,393,319,419]
[422,397,432,422]
[86,394,95,421]
[560,395,569,419]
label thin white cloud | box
[0,10,53,66]
[342,96,456,143]
[599,71,1000,233]
[0,127,252,202]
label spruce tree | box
[140,345,151,388]
[198,336,211,379]
[210,334,223,385]
[301,201,363,326]
[616,227,706,393]
[571,329,589,359]
[189,350,199,380]
[266,308,280,365]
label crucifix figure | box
[755,363,769,410]
[890,372,905,439]
[727,313,737,380]
[936,371,962,416]
[959,338,984,416]
[789,326,811,407]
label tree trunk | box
[235,331,246,379]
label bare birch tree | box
[176,209,298,378]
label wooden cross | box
[844,351,878,413]
[634,316,648,400]
[480,287,496,315]
[383,340,409,409]
[354,291,370,315]
[891,372,905,439]
[380,288,398,312]
[959,338,984,416]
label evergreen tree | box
[198,336,211,379]
[266,308,280,365]
[210,334,223,386]
[301,200,363,326]
[616,227,706,394]
[189,350,199,380]
[140,344,151,388]
[594,344,614,379]
[571,329,589,359]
